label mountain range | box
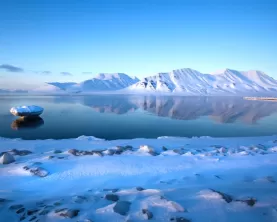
[127,68,277,95]
[2,68,277,95]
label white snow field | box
[0,136,277,222]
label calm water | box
[0,95,277,140]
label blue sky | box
[0,0,276,89]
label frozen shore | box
[0,135,277,222]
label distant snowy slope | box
[0,89,28,94]
[29,83,66,93]
[47,82,76,90]
[66,73,139,92]
[126,68,277,95]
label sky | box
[0,0,276,89]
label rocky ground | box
[0,136,277,221]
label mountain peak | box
[94,73,128,80]
[127,68,277,95]
[210,68,233,75]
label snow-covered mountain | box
[50,73,139,93]
[1,68,276,95]
[47,82,76,90]
[126,68,277,95]
[29,83,66,94]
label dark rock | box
[60,209,79,218]
[176,217,191,222]
[68,149,78,156]
[211,145,222,148]
[113,201,131,215]
[214,175,222,179]
[266,176,276,183]
[142,209,153,220]
[44,205,54,210]
[0,152,15,164]
[92,151,103,157]
[39,209,50,215]
[162,146,168,151]
[57,157,65,159]
[28,167,48,177]
[136,187,145,191]
[124,145,133,150]
[0,198,6,203]
[149,151,159,156]
[105,194,119,202]
[173,149,183,155]
[23,166,30,170]
[104,149,115,155]
[257,144,266,150]
[238,198,257,207]
[10,149,32,156]
[115,150,123,155]
[36,201,45,207]
[32,162,42,166]
[211,189,233,203]
[55,208,67,213]
[81,151,92,155]
[20,216,26,221]
[16,207,25,214]
[9,204,24,210]
[103,188,119,193]
[54,150,62,154]
[73,195,87,203]
[29,216,37,221]
[54,202,62,206]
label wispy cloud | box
[82,72,93,75]
[0,64,24,72]
[60,72,73,76]
[33,70,52,75]
[41,71,52,75]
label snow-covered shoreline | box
[1,135,277,221]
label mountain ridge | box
[125,68,277,96]
[1,68,276,95]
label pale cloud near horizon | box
[60,71,73,76]
[32,70,52,75]
[0,64,24,72]
[41,71,52,75]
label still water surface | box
[0,95,277,140]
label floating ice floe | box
[10,105,44,117]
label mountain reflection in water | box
[53,96,277,124]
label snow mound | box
[10,105,44,117]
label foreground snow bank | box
[0,136,277,222]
